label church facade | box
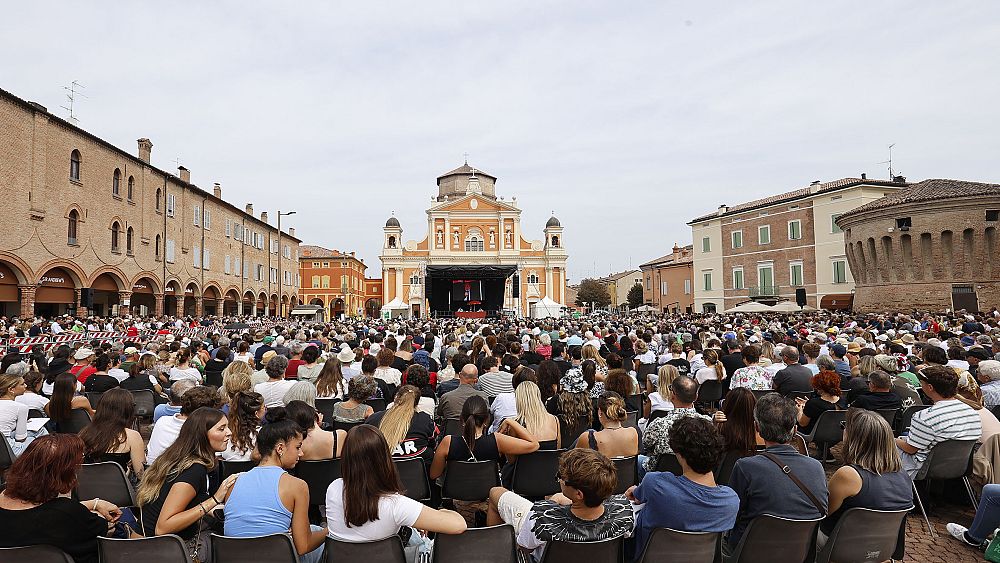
[379,164,568,318]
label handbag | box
[986,530,1000,562]
[761,452,827,516]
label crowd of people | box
[2,307,1000,561]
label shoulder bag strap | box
[761,452,826,516]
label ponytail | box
[378,385,420,450]
[460,395,490,456]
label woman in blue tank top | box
[223,407,326,563]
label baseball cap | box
[829,344,847,357]
[124,347,138,355]
[74,347,95,360]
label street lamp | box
[277,210,296,317]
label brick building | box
[688,177,908,312]
[837,179,1000,312]
[298,245,382,319]
[639,244,694,314]
[0,86,300,319]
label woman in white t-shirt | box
[645,364,679,417]
[694,349,726,385]
[233,341,254,365]
[168,349,202,383]
[325,424,466,543]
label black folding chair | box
[86,392,105,410]
[896,404,930,436]
[875,408,900,429]
[323,536,406,563]
[130,390,157,425]
[723,514,821,563]
[27,408,46,419]
[366,398,386,412]
[442,460,500,501]
[0,433,16,487]
[815,507,910,563]
[647,409,669,425]
[750,389,775,401]
[0,545,75,563]
[636,527,720,563]
[211,533,298,563]
[76,461,137,508]
[432,524,516,563]
[713,450,749,486]
[654,452,683,475]
[623,410,639,429]
[99,534,192,563]
[295,458,342,507]
[538,535,624,563]
[797,409,847,462]
[219,459,257,480]
[443,418,462,436]
[54,408,92,434]
[911,438,979,538]
[394,457,431,502]
[333,420,364,433]
[611,455,639,494]
[511,449,566,499]
[697,380,724,408]
[315,397,340,422]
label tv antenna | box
[877,143,895,179]
[61,81,87,124]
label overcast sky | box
[5,2,1000,282]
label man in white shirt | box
[146,385,220,465]
[49,318,63,334]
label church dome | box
[546,215,561,228]
[385,216,400,228]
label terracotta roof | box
[840,179,1000,217]
[298,245,364,262]
[437,163,497,181]
[639,245,694,269]
[688,177,908,224]
[595,270,641,283]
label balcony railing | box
[748,285,780,298]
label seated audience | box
[83,353,121,393]
[287,400,346,460]
[487,448,634,561]
[80,388,146,478]
[712,387,761,459]
[438,364,487,421]
[576,392,639,458]
[430,395,538,480]
[794,370,843,435]
[296,346,323,384]
[729,345,771,391]
[477,356,515,397]
[334,376,377,423]
[221,391,264,462]
[727,393,828,550]
[15,369,49,411]
[626,416,738,560]
[315,357,347,400]
[645,364,678,417]
[850,370,903,411]
[369,385,438,466]
[45,372,95,432]
[147,385,220,465]
[325,425,466,541]
[254,355,295,408]
[772,346,813,395]
[223,407,326,563]
[392,364,435,417]
[154,380,195,422]
[0,434,124,563]
[642,376,710,473]
[1,372,47,456]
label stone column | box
[194,296,204,317]
[395,268,404,301]
[545,267,553,298]
[174,296,184,317]
[154,294,165,317]
[18,285,35,318]
[118,291,132,316]
[75,288,88,318]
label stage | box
[426,264,516,318]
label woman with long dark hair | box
[315,357,347,399]
[45,372,94,430]
[535,360,562,403]
[712,387,760,458]
[325,425,465,542]
[429,395,538,479]
[80,388,145,478]
[221,391,264,462]
[137,408,239,561]
[223,407,326,563]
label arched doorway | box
[91,272,124,316]
[203,286,221,316]
[257,292,267,316]
[280,295,289,317]
[702,302,717,314]
[164,281,182,316]
[331,298,345,319]
[35,267,79,317]
[130,277,159,316]
[364,298,381,318]
[269,294,279,317]
[224,289,240,316]
[0,261,25,318]
[183,283,199,316]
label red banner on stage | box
[455,311,487,319]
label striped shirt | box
[906,399,981,467]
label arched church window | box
[527,272,539,284]
[464,228,484,252]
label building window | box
[702,236,711,253]
[895,217,912,229]
[155,235,161,260]
[758,225,771,245]
[155,188,162,211]
[789,262,804,287]
[110,221,121,252]
[312,275,320,288]
[660,281,668,295]
[70,150,81,181]
[312,261,320,268]
[988,210,1000,222]
[731,230,743,249]
[127,176,134,201]
[321,275,330,288]
[684,279,691,295]
[409,273,421,285]
[732,268,744,290]
[203,209,211,230]
[126,227,134,255]
[322,262,329,268]
[788,220,802,240]
[644,275,650,290]
[831,214,843,233]
[703,272,712,292]
[166,239,175,263]
[832,260,848,283]
[203,249,210,270]
[112,169,121,197]
[527,272,539,284]
[193,205,201,227]
[193,245,200,268]
[465,229,484,252]
[67,210,79,245]
[166,194,175,217]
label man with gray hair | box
[976,359,1000,409]
[772,346,813,396]
[153,379,197,422]
[727,394,828,551]
[850,370,903,411]
[254,354,294,407]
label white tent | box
[724,301,774,313]
[771,300,818,312]
[530,296,565,319]
[380,297,408,319]
[633,305,654,312]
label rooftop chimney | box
[245,203,254,216]
[809,180,822,194]
[716,204,728,216]
[260,211,269,224]
[288,227,295,238]
[672,243,680,256]
[137,138,153,163]
[178,166,190,183]
[861,173,867,180]
[213,182,222,198]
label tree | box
[627,282,644,308]
[575,278,612,309]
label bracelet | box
[199,503,208,515]
[211,494,221,504]
[93,498,100,511]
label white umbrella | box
[771,301,804,312]
[724,301,773,313]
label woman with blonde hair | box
[315,357,347,399]
[695,349,725,384]
[368,385,437,467]
[582,344,608,380]
[512,380,560,450]
[646,364,679,417]
[576,391,638,458]
[821,408,912,543]
[219,360,254,406]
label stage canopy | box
[425,264,517,280]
